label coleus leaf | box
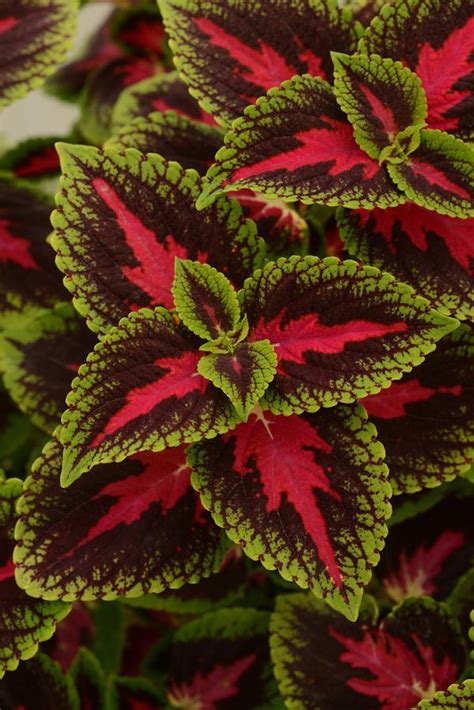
[107,110,225,175]
[0,653,79,710]
[78,56,157,145]
[49,603,93,672]
[189,403,390,621]
[110,5,167,58]
[0,0,78,109]
[197,341,278,419]
[0,389,43,478]
[69,648,107,710]
[45,9,122,101]
[14,436,228,600]
[349,0,386,27]
[172,260,241,341]
[198,74,404,210]
[378,496,474,603]
[59,308,238,484]
[159,0,359,126]
[239,256,457,414]
[1,302,96,434]
[0,136,64,182]
[91,600,125,676]
[359,0,474,141]
[331,52,427,163]
[362,323,474,494]
[0,175,66,316]
[0,475,70,678]
[166,607,281,709]
[270,594,466,709]
[111,71,216,131]
[108,676,166,710]
[51,144,263,335]
[417,681,474,709]
[229,189,309,259]
[387,129,474,218]
[338,204,474,320]
[124,548,247,615]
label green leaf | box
[172,260,241,341]
[90,601,125,676]
[197,340,277,418]
[59,307,238,485]
[0,0,79,109]
[417,680,474,708]
[332,52,427,162]
[387,129,474,218]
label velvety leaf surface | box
[0,176,65,315]
[69,648,107,710]
[0,0,78,109]
[417,680,474,708]
[112,71,216,130]
[199,74,403,210]
[107,110,225,175]
[190,403,390,620]
[1,302,96,434]
[387,129,474,218]
[377,496,474,603]
[159,0,359,126]
[14,436,227,601]
[359,0,474,140]
[363,323,474,493]
[338,204,474,320]
[270,594,466,709]
[0,653,79,710]
[78,56,156,145]
[239,256,457,414]
[59,308,238,484]
[0,476,70,678]
[166,607,282,708]
[0,136,64,181]
[52,144,263,335]
[172,260,241,341]
[332,52,427,162]
[197,341,278,419]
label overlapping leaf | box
[190,403,390,620]
[359,0,474,140]
[78,56,156,145]
[378,496,473,603]
[165,607,282,708]
[110,4,167,58]
[0,0,78,109]
[417,681,474,709]
[14,436,227,600]
[332,52,427,162]
[0,175,65,317]
[159,0,359,126]
[338,204,474,320]
[0,475,70,678]
[51,144,263,335]
[239,256,457,414]
[112,71,216,130]
[1,302,96,434]
[363,323,474,493]
[198,74,404,210]
[0,653,79,710]
[59,308,238,484]
[387,129,474,218]
[270,594,466,709]
[0,136,65,182]
[107,110,225,175]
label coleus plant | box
[0,0,473,707]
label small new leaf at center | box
[197,340,277,419]
[172,259,241,341]
[332,52,427,162]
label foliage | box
[0,0,473,707]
